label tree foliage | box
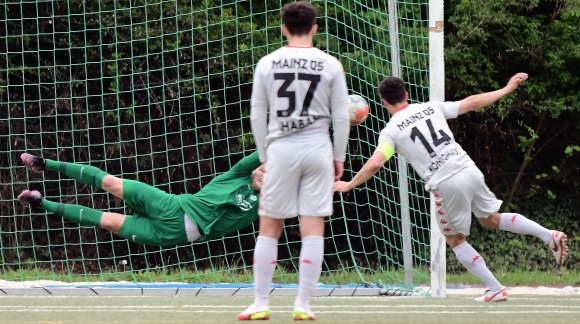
[445,0,579,203]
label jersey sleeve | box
[250,59,269,162]
[436,101,461,119]
[376,127,396,159]
[329,61,350,162]
[230,151,261,176]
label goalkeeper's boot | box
[474,288,508,302]
[292,307,316,321]
[237,304,270,321]
[549,230,568,268]
[20,153,46,173]
[18,190,43,208]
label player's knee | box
[100,218,115,231]
[478,213,500,229]
[102,176,122,193]
[100,213,125,233]
[445,234,465,248]
[299,216,325,237]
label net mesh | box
[0,0,431,293]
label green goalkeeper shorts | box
[118,179,189,246]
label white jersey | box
[377,101,475,186]
[250,45,350,162]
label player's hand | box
[333,180,352,193]
[334,160,344,181]
[251,164,266,191]
[505,73,528,92]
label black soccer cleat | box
[18,190,43,208]
[20,153,46,173]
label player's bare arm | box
[334,160,344,181]
[458,72,528,115]
[334,151,387,192]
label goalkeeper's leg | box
[17,190,187,246]
[21,153,123,198]
[20,155,187,246]
[18,189,119,229]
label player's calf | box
[18,190,43,208]
[20,153,46,173]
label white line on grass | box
[3,309,580,315]
[2,305,580,309]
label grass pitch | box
[1,294,579,324]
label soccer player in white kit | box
[334,73,568,302]
[237,1,350,321]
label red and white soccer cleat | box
[474,288,508,302]
[549,231,568,267]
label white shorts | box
[259,137,334,219]
[429,165,502,236]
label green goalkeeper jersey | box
[177,151,261,242]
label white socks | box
[253,236,278,307]
[294,236,324,310]
[499,213,552,244]
[253,235,324,310]
[453,241,502,291]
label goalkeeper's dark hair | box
[282,1,317,36]
[378,76,407,105]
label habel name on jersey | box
[280,115,323,133]
[397,107,435,131]
[272,58,324,71]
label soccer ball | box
[348,94,370,126]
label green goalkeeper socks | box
[40,160,107,227]
[44,159,108,188]
[42,199,103,227]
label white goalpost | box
[387,0,447,296]
[428,0,447,298]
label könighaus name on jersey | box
[428,147,462,173]
[397,107,435,131]
[272,58,324,71]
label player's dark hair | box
[282,1,317,36]
[378,76,407,105]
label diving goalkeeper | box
[18,152,263,246]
